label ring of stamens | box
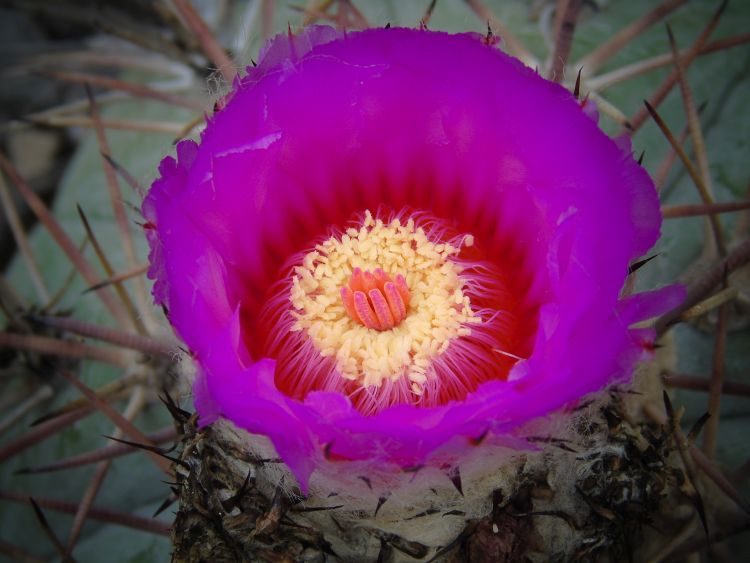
[285,210,481,391]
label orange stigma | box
[341,267,410,331]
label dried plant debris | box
[167,392,714,562]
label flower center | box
[259,209,521,414]
[340,267,410,331]
[286,210,479,390]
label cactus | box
[1,1,749,561]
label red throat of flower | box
[258,209,528,415]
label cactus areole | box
[143,26,684,493]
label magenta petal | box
[617,284,687,325]
[197,310,320,489]
[247,25,342,82]
[144,26,683,489]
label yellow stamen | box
[290,211,479,391]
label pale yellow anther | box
[289,211,479,391]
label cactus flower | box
[143,26,684,492]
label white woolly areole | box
[180,338,679,561]
[209,405,589,561]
